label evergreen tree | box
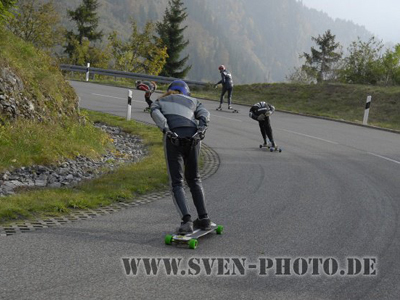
[156,0,191,78]
[301,30,342,83]
[65,0,103,59]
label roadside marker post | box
[127,90,132,121]
[363,95,372,125]
[85,63,90,82]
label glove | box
[163,128,177,138]
[257,114,266,121]
[196,126,207,140]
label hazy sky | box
[300,0,400,44]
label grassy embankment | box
[0,30,168,224]
[0,110,168,225]
[192,83,400,131]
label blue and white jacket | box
[151,94,210,137]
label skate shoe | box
[193,217,212,231]
[177,221,193,234]
[228,106,233,110]
[216,105,222,110]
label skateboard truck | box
[216,107,239,113]
[259,144,282,152]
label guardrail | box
[60,64,208,86]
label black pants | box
[164,135,207,219]
[259,117,274,144]
[220,86,233,106]
[145,93,152,108]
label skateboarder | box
[249,101,278,148]
[214,65,234,110]
[150,79,212,234]
[136,80,157,110]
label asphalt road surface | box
[1,81,399,300]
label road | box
[1,81,399,300]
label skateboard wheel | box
[216,225,224,235]
[279,148,282,152]
[270,148,274,152]
[188,239,198,249]
[165,234,173,245]
[259,145,263,148]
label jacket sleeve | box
[195,101,210,128]
[216,72,225,85]
[150,99,169,132]
[267,104,275,115]
[249,106,259,121]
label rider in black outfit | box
[150,80,212,234]
[215,65,234,110]
[249,101,277,148]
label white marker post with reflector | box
[127,90,132,121]
[363,95,372,125]
[85,63,90,82]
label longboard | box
[165,222,223,249]
[216,107,239,113]
[259,144,282,152]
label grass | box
[0,117,111,172]
[191,83,400,131]
[0,110,168,225]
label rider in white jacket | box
[151,80,212,234]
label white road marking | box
[281,129,338,144]
[367,152,400,165]
[92,93,143,103]
[282,128,400,165]
[210,114,243,122]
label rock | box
[59,168,69,175]
[34,180,47,187]
[2,172,10,180]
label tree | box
[66,36,110,68]
[381,44,400,86]
[339,37,383,85]
[108,20,167,75]
[0,0,16,23]
[6,0,64,50]
[156,0,191,78]
[65,0,103,60]
[301,30,342,83]
[286,66,316,84]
